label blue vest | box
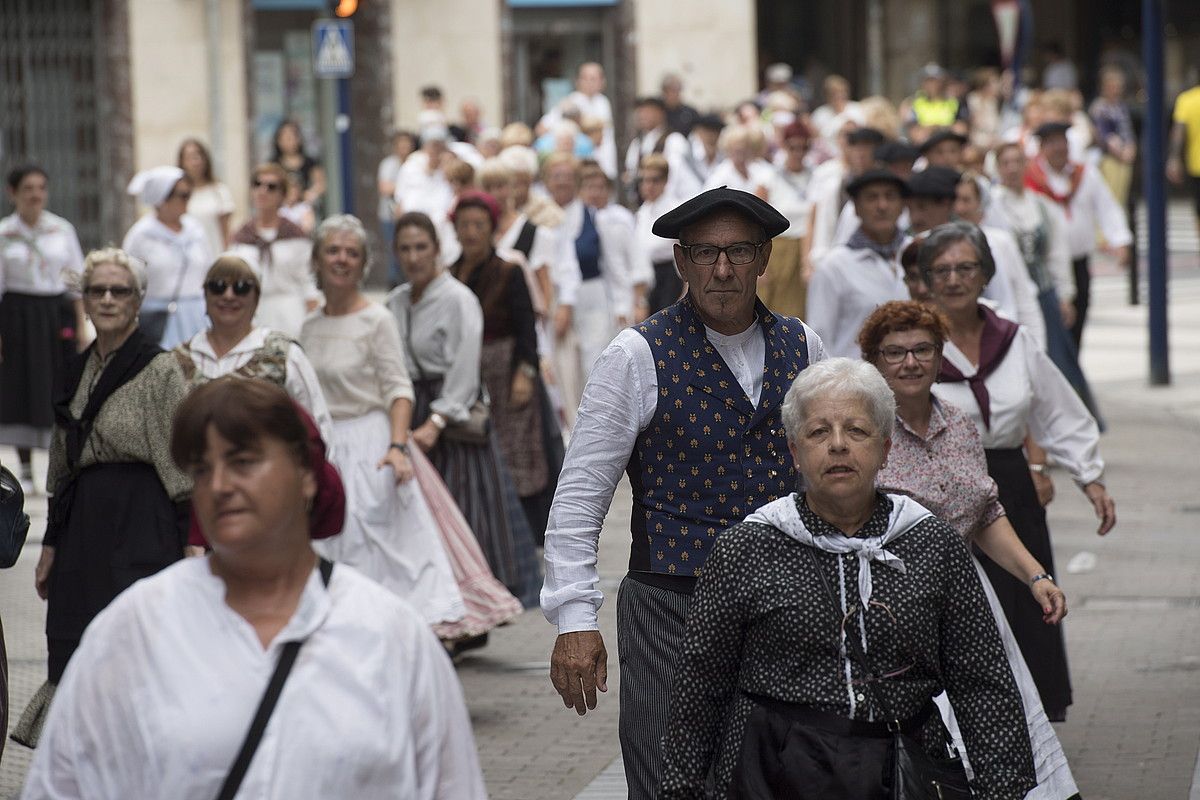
[626,298,810,578]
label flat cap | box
[694,113,725,132]
[918,129,967,154]
[875,140,919,164]
[845,168,912,198]
[846,127,887,147]
[652,186,790,238]
[1034,121,1071,139]
[906,166,962,199]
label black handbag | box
[804,546,972,800]
[0,465,31,569]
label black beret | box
[906,166,962,199]
[845,168,912,198]
[693,114,725,131]
[1034,121,1071,139]
[846,127,887,147]
[918,128,968,154]
[875,140,919,164]
[651,186,790,238]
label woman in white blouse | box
[0,165,85,492]
[300,215,464,628]
[172,255,333,445]
[21,377,486,800]
[122,166,212,349]
[177,138,236,257]
[922,221,1115,723]
[701,124,776,193]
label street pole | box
[1142,0,1169,385]
[337,76,353,216]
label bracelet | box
[429,413,447,430]
[388,441,410,455]
[1028,463,1046,474]
[518,362,538,379]
[1030,572,1053,586]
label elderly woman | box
[20,377,486,799]
[920,221,1116,723]
[657,358,1037,799]
[122,166,213,348]
[13,248,191,747]
[702,124,775,193]
[390,205,540,607]
[300,215,464,628]
[861,300,1080,798]
[1,165,86,494]
[227,162,320,337]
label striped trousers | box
[616,575,693,800]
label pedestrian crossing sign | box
[313,19,354,78]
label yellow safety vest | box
[912,94,959,128]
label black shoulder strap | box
[513,219,537,260]
[215,558,333,800]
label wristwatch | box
[429,413,447,430]
[388,441,410,455]
[1028,463,1047,474]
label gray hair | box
[81,247,148,298]
[312,213,372,280]
[781,357,896,442]
[917,220,996,282]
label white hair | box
[781,357,896,442]
[312,214,372,281]
[81,247,148,298]
[498,145,538,177]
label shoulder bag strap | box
[402,304,427,382]
[215,558,334,800]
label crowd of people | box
[0,51,1162,797]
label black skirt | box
[980,447,1072,719]
[0,292,76,445]
[46,462,184,681]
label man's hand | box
[1084,481,1117,536]
[549,630,608,716]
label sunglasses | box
[252,178,283,192]
[204,279,257,296]
[83,284,135,300]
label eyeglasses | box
[679,241,766,266]
[926,261,981,283]
[83,284,135,300]
[252,178,283,192]
[878,342,938,364]
[205,278,257,296]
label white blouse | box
[20,558,487,800]
[121,214,212,301]
[984,186,1074,300]
[932,324,1104,485]
[0,211,84,297]
[180,326,334,445]
[299,303,414,421]
[186,182,236,258]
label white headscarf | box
[127,166,185,208]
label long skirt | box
[413,448,523,640]
[1039,287,1104,431]
[520,378,566,546]
[313,410,465,626]
[934,556,1080,798]
[980,447,1072,720]
[760,235,808,319]
[0,292,76,449]
[480,337,548,499]
[412,378,542,608]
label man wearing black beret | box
[542,187,825,798]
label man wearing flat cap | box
[1025,120,1131,350]
[919,128,968,170]
[541,187,825,798]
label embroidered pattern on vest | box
[175,332,295,388]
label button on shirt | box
[541,318,826,633]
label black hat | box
[906,166,961,199]
[875,140,919,164]
[651,186,790,238]
[846,127,887,147]
[845,168,912,198]
[693,113,725,132]
[1034,121,1071,139]
[918,129,967,154]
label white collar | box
[197,556,333,652]
[190,327,270,361]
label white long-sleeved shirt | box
[1031,158,1132,259]
[932,324,1103,485]
[759,166,812,239]
[984,186,1074,301]
[541,320,826,633]
[21,557,487,800]
[982,225,1046,351]
[624,127,702,202]
[635,195,679,266]
[122,214,212,302]
[179,326,334,445]
[807,243,908,358]
[0,211,84,298]
[560,199,640,318]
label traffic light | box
[332,0,357,17]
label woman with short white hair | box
[658,357,1037,799]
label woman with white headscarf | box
[122,166,212,348]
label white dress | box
[300,303,465,626]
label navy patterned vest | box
[626,298,810,578]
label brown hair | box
[171,377,310,471]
[177,138,215,183]
[857,300,950,362]
[204,255,260,295]
[394,211,441,251]
[444,158,476,187]
[639,153,669,179]
[578,158,609,186]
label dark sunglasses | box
[83,284,135,300]
[204,278,257,296]
[252,178,283,192]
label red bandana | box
[1024,157,1084,216]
